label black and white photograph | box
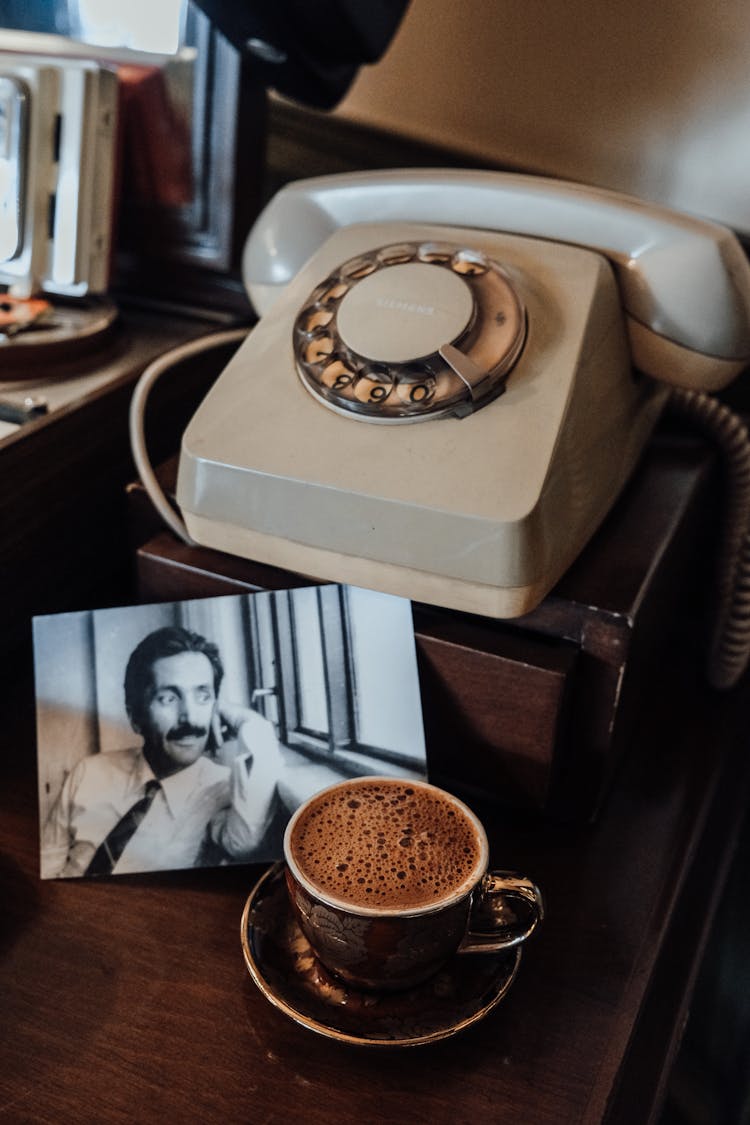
[34,584,427,879]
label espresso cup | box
[283,776,543,992]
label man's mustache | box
[167,723,208,741]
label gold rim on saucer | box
[240,862,522,1047]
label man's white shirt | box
[41,747,231,877]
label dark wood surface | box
[3,628,749,1124]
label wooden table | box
[3,624,749,1124]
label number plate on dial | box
[293,242,526,423]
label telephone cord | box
[668,388,750,690]
[129,327,250,547]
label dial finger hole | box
[341,256,378,280]
[319,359,357,393]
[304,334,335,364]
[300,306,334,332]
[313,280,350,304]
[417,242,455,264]
[353,367,394,405]
[395,371,437,409]
[451,250,488,276]
[377,243,416,266]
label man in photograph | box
[41,625,283,878]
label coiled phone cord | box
[129,333,750,691]
[668,388,750,690]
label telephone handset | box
[242,169,750,391]
[172,170,750,625]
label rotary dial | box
[293,241,526,422]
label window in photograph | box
[278,585,425,772]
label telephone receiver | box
[241,169,750,392]
[169,169,750,632]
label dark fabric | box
[85,780,162,876]
[190,0,411,107]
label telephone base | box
[182,511,559,620]
[178,222,668,613]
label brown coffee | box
[287,777,485,910]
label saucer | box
[240,863,522,1047]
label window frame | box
[276,586,420,774]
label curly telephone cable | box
[668,388,750,690]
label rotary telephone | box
[165,170,750,624]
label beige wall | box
[335,0,750,233]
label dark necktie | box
[85,779,162,876]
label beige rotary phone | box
[169,170,750,621]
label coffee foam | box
[288,779,484,910]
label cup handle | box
[458,870,544,955]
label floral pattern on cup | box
[286,864,476,990]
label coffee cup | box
[282,776,543,992]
